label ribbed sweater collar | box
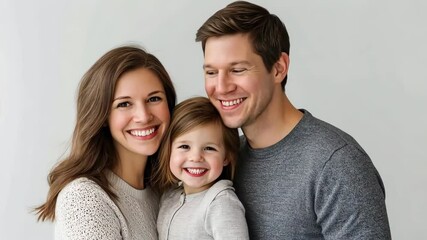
[106,170,150,201]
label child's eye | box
[204,146,217,151]
[178,144,190,150]
[117,102,130,108]
[147,96,162,103]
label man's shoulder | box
[297,110,366,154]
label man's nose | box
[216,72,235,94]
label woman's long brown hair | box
[34,46,176,221]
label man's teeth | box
[130,128,155,137]
[221,98,243,107]
[187,168,206,175]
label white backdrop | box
[1,0,426,239]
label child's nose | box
[189,150,203,162]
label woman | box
[35,46,176,239]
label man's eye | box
[178,145,190,150]
[117,102,130,108]
[147,96,161,103]
[231,68,246,74]
[205,70,217,76]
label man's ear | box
[274,52,290,83]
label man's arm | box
[315,144,391,239]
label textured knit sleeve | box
[315,144,391,239]
[55,179,123,240]
[205,190,249,240]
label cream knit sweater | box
[55,171,159,239]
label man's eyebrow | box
[203,61,251,69]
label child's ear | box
[223,158,230,166]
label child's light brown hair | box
[154,96,239,192]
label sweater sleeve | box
[315,144,391,239]
[205,190,249,240]
[55,179,123,240]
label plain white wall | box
[1,0,426,239]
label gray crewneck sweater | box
[235,110,391,239]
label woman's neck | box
[112,155,148,190]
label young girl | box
[155,96,249,240]
[35,46,176,239]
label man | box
[196,1,391,239]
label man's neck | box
[243,93,303,149]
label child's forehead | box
[174,122,224,141]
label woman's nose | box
[134,105,153,123]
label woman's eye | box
[147,96,162,103]
[117,102,130,108]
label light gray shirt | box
[157,180,249,240]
